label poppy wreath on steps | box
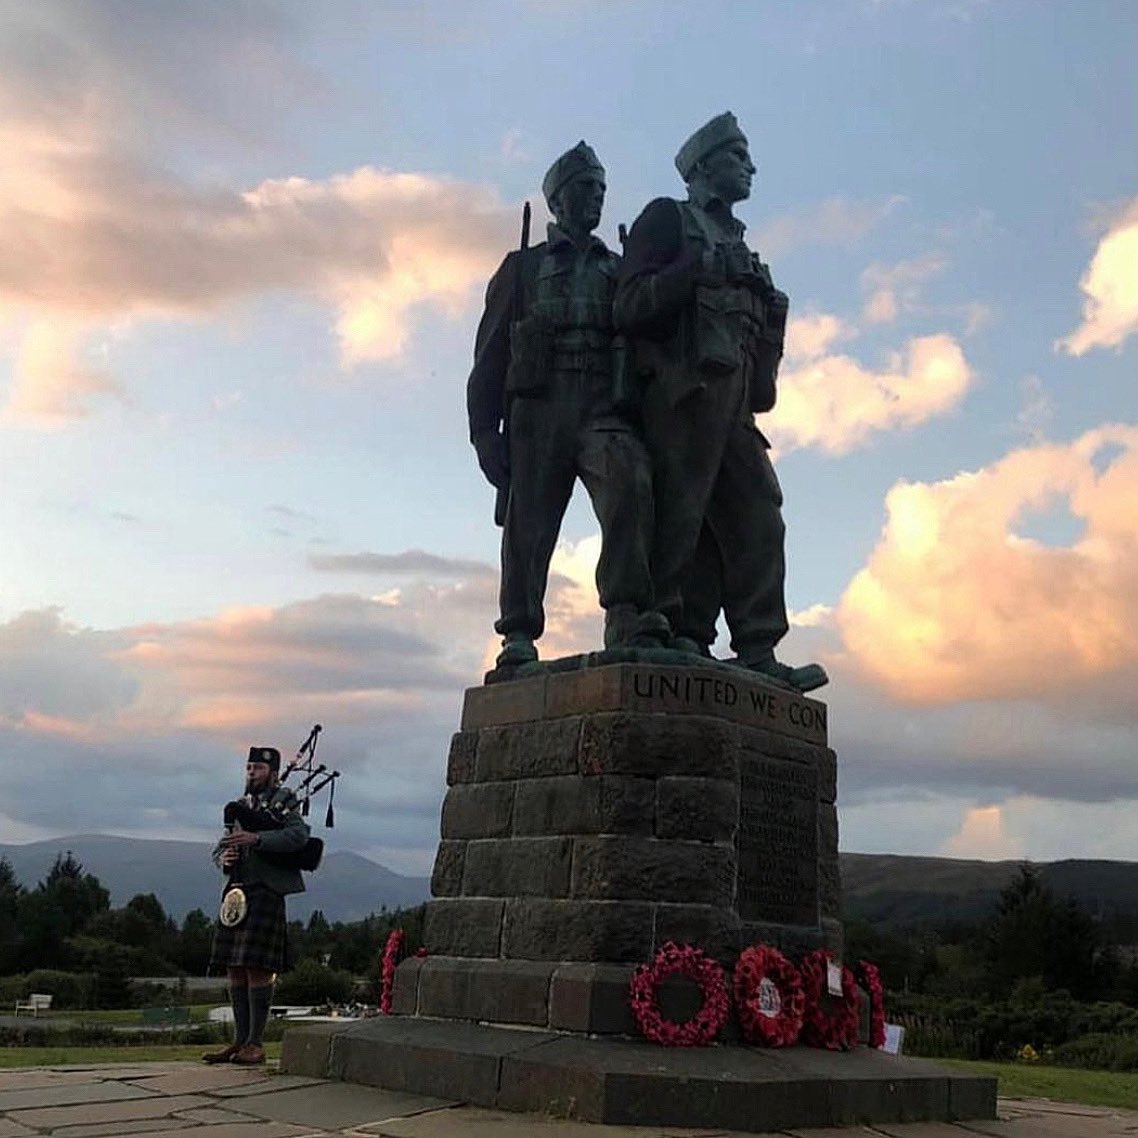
[733,943,805,1047]
[628,941,731,1047]
[857,959,887,1049]
[379,928,406,1015]
[799,948,860,1050]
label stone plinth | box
[282,1016,997,1130]
[283,661,995,1129]
[412,663,837,1032]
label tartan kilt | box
[209,882,291,974]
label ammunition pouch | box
[506,312,555,397]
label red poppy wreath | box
[733,943,805,1047]
[799,948,860,1051]
[628,941,730,1047]
[857,959,887,1049]
[379,928,406,1015]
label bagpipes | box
[223,724,340,874]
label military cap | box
[675,112,748,182]
[248,746,281,770]
[542,141,605,206]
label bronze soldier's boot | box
[496,631,538,667]
[741,649,828,693]
[604,604,671,649]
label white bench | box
[14,993,52,1017]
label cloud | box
[4,318,124,420]
[310,550,497,578]
[1057,195,1138,356]
[0,4,517,421]
[783,313,855,365]
[837,425,1138,707]
[940,804,1023,860]
[769,333,973,455]
[754,195,907,258]
[859,254,947,324]
[0,543,610,867]
[1015,375,1054,443]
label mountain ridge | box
[4,836,1137,926]
[0,834,430,923]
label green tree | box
[985,864,1099,998]
[15,852,111,970]
[178,909,215,975]
[0,857,24,974]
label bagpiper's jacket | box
[212,784,310,897]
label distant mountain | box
[841,853,1138,926]
[5,837,1136,930]
[0,834,430,923]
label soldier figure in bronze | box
[468,142,669,673]
[615,113,826,693]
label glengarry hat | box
[542,141,604,205]
[675,112,748,181]
[247,746,281,771]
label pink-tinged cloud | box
[838,425,1138,705]
[1057,195,1138,357]
[768,333,973,455]
[859,253,947,325]
[754,195,907,259]
[0,15,515,421]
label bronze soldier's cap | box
[675,112,748,182]
[541,141,604,206]
[248,746,281,771]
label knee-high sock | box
[247,983,274,1047]
[229,984,250,1045]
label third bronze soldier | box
[615,113,826,693]
[468,142,669,670]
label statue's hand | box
[473,429,510,490]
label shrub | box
[1,970,98,1010]
[1052,1033,1138,1072]
[275,959,355,1006]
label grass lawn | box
[42,1005,216,1025]
[0,1042,282,1068]
[943,1059,1138,1112]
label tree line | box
[0,852,422,1006]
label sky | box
[0,0,1136,880]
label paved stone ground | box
[0,1062,1135,1136]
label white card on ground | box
[883,1023,905,1055]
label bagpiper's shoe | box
[495,632,538,668]
[231,1044,266,1065]
[202,1043,241,1065]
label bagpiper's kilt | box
[209,882,291,974]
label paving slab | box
[128,1066,273,1095]
[9,1091,212,1131]
[785,1128,885,1137]
[233,1081,459,1131]
[358,1105,778,1137]
[874,1124,982,1136]
[0,1070,111,1091]
[211,1074,326,1097]
[49,1118,193,1138]
[0,1080,159,1111]
[172,1106,266,1124]
[105,1124,321,1138]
